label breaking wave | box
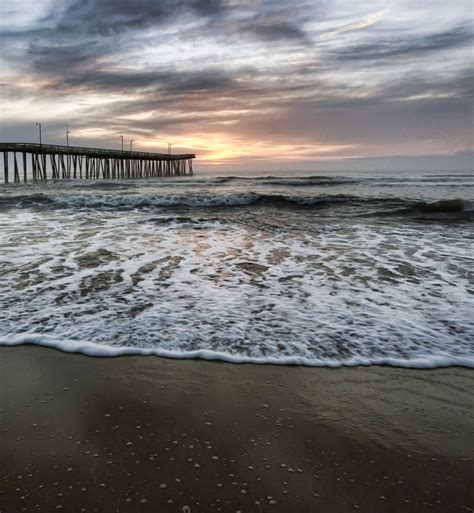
[0,191,471,216]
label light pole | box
[130,140,134,151]
[168,142,172,155]
[36,123,42,145]
[65,124,71,176]
[119,135,124,151]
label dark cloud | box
[27,42,104,74]
[378,69,474,101]
[26,61,243,96]
[165,72,239,93]
[10,0,312,94]
[208,2,315,43]
[336,24,473,61]
[55,0,223,36]
[246,20,308,42]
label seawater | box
[0,170,473,367]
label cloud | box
[55,0,223,36]
[335,23,473,61]
[317,7,390,42]
[0,0,472,167]
[247,20,307,42]
[21,58,243,95]
[27,42,105,74]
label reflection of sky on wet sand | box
[1,346,472,511]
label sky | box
[0,0,473,171]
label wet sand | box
[0,346,473,513]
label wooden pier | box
[0,143,195,183]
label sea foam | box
[1,333,473,369]
[1,174,473,369]
[0,207,472,368]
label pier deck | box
[0,143,195,183]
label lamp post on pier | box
[35,123,42,145]
[66,124,71,176]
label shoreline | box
[2,339,473,369]
[0,345,473,512]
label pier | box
[0,143,196,183]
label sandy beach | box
[0,346,472,513]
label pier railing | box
[0,143,195,183]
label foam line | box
[1,334,473,369]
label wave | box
[0,191,471,217]
[262,179,360,187]
[0,191,390,209]
[0,191,264,208]
[2,334,473,369]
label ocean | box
[0,169,473,367]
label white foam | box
[0,183,473,369]
[49,191,263,208]
[1,333,473,369]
